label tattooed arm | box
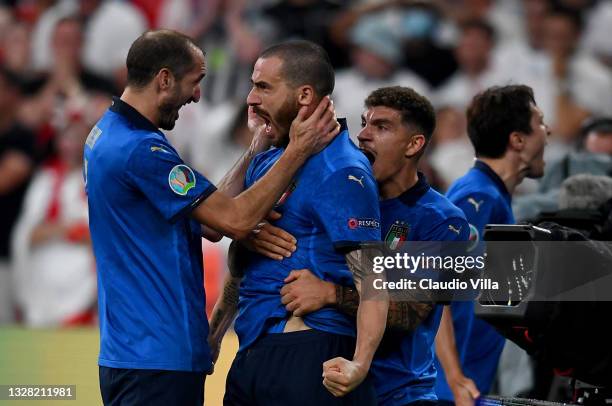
[321,249,388,397]
[208,241,246,365]
[336,284,433,333]
[281,268,432,333]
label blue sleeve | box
[126,138,216,222]
[244,154,260,189]
[452,192,497,237]
[423,215,470,242]
[311,167,381,251]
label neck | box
[379,163,419,200]
[120,87,159,128]
[477,156,524,195]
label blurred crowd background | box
[0,0,612,396]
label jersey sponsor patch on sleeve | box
[168,164,196,196]
[348,217,380,230]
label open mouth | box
[360,148,376,164]
[254,109,274,134]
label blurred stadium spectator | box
[514,116,612,220]
[2,20,30,73]
[434,18,508,111]
[0,66,36,325]
[333,10,429,136]
[11,103,96,327]
[428,106,474,190]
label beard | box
[272,95,300,147]
[158,88,182,131]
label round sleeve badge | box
[168,164,196,195]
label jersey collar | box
[474,160,511,198]
[398,171,430,206]
[338,117,348,133]
[110,96,162,134]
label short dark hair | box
[459,18,496,42]
[259,40,334,96]
[580,116,612,137]
[365,86,436,144]
[126,30,203,88]
[467,85,536,158]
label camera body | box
[475,220,612,388]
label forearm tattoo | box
[336,285,433,333]
[209,277,240,337]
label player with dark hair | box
[84,30,339,405]
[207,40,388,405]
[435,84,550,406]
[241,85,470,406]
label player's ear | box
[157,68,174,92]
[405,134,426,158]
[296,85,315,107]
[509,131,525,152]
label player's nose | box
[192,86,201,103]
[246,88,260,106]
[357,126,371,143]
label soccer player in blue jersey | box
[207,41,388,405]
[240,86,471,406]
[434,85,550,406]
[83,30,340,405]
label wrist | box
[446,370,467,385]
[350,356,371,376]
[324,282,337,306]
[335,285,357,310]
[283,145,308,165]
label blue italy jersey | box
[374,173,469,406]
[234,119,381,352]
[435,160,513,400]
[84,98,216,372]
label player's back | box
[235,118,381,351]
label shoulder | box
[317,135,373,179]
[446,171,501,204]
[250,147,282,171]
[421,188,467,221]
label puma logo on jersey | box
[448,224,462,234]
[348,175,364,188]
[151,145,171,154]
[467,197,484,212]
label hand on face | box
[287,96,341,157]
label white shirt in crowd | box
[11,168,96,327]
[333,69,430,138]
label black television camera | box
[474,215,612,403]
